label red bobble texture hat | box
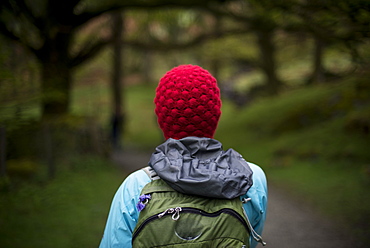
[154,65,222,140]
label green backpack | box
[132,167,262,248]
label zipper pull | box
[157,207,182,220]
[172,207,182,221]
[158,208,175,218]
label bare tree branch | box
[72,0,233,28]
[0,20,21,42]
[13,0,45,30]
[69,38,111,68]
[199,4,253,24]
[0,0,45,56]
[0,18,39,55]
[124,27,247,51]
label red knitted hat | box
[154,65,222,140]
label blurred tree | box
[124,9,245,52]
[0,37,39,121]
[250,0,284,95]
[310,35,326,84]
[204,0,284,95]
[0,0,234,118]
[304,0,370,82]
[205,0,370,92]
[0,1,112,118]
[110,10,124,149]
[275,0,370,83]
[209,15,223,79]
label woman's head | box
[154,65,222,140]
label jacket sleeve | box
[243,162,268,248]
[99,170,151,248]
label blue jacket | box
[100,137,268,248]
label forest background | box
[0,0,369,247]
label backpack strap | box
[142,166,160,181]
[141,178,178,195]
[141,166,176,195]
[241,198,267,246]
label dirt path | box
[111,149,355,248]
[259,185,353,248]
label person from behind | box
[99,64,268,248]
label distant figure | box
[99,65,268,248]
[110,112,123,150]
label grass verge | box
[214,74,370,244]
[0,156,125,248]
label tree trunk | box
[311,36,325,84]
[0,127,6,177]
[210,15,222,80]
[41,60,72,118]
[256,29,282,95]
[38,28,73,118]
[110,11,124,149]
[143,49,154,84]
